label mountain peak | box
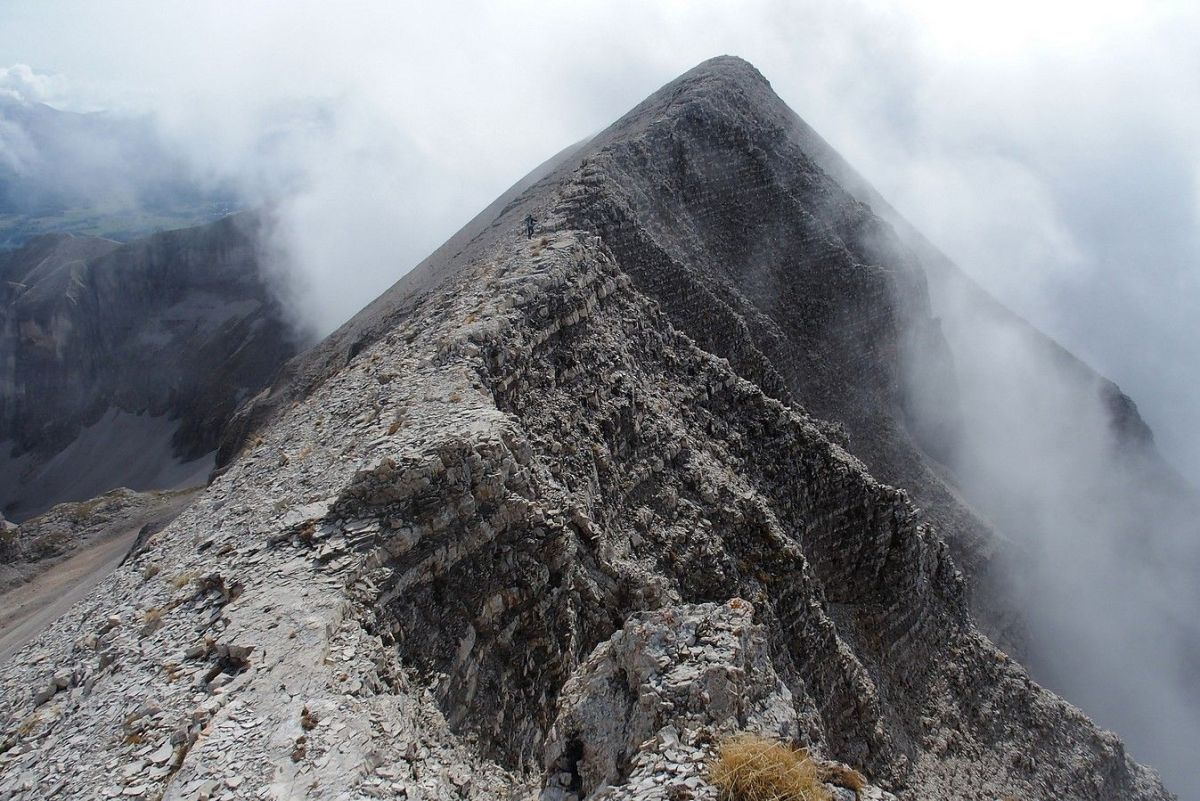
[0,58,1177,801]
[671,54,771,88]
[590,55,784,146]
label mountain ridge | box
[0,56,1177,800]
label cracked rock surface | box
[541,600,898,801]
[0,57,1174,800]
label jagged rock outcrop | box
[0,57,1176,800]
[0,512,16,563]
[0,217,298,519]
[541,600,897,801]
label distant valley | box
[0,94,240,248]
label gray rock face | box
[0,216,297,519]
[0,512,16,563]
[541,600,798,800]
[0,57,1176,801]
[541,601,897,801]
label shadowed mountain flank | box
[0,215,297,519]
[0,58,1177,800]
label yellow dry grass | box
[708,734,831,801]
[820,763,866,792]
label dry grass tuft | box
[300,705,320,730]
[709,734,831,801]
[140,606,166,637]
[170,571,197,590]
[17,712,41,737]
[818,762,866,792]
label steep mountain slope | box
[764,74,1200,788]
[0,216,297,519]
[0,58,1175,800]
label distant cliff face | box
[0,58,1179,801]
[0,215,297,519]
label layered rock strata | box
[0,57,1174,800]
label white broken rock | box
[148,742,174,766]
[541,599,797,799]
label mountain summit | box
[0,57,1176,800]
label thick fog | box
[897,243,1200,795]
[2,1,1197,793]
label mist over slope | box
[914,249,1200,793]
[0,53,1191,800]
[780,123,1200,793]
[0,56,1160,800]
[0,5,1193,795]
[0,93,238,247]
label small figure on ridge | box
[524,214,536,239]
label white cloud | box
[0,63,67,105]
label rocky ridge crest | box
[0,58,1174,800]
